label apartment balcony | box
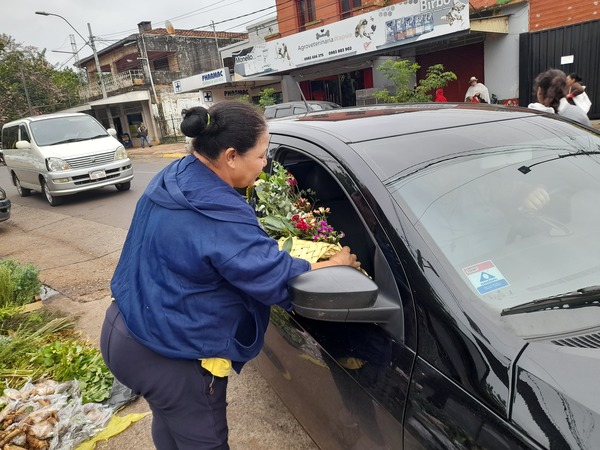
[79,70,146,101]
[79,69,183,102]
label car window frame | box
[266,134,407,340]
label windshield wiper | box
[51,137,88,145]
[501,286,600,316]
[518,150,600,174]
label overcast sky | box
[2,0,276,69]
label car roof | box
[268,103,550,142]
[2,112,89,127]
[267,103,586,181]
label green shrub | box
[0,259,42,307]
[31,340,114,403]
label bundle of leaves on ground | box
[0,258,115,448]
[249,162,346,262]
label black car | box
[0,186,11,223]
[256,104,600,449]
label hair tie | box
[206,113,211,126]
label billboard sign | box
[234,0,470,77]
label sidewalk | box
[126,141,188,160]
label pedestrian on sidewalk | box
[138,122,152,148]
[100,100,360,450]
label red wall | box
[417,42,485,102]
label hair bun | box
[180,106,210,138]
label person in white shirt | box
[530,69,591,127]
[464,76,490,103]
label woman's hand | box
[311,246,361,271]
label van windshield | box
[30,115,108,146]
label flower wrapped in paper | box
[249,162,345,262]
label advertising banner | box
[234,0,470,77]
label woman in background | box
[530,69,591,126]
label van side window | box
[19,125,30,143]
[2,126,19,149]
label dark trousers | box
[100,302,229,450]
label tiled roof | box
[144,28,248,39]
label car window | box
[274,106,292,118]
[293,106,308,115]
[379,129,600,316]
[19,125,30,142]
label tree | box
[374,59,456,103]
[258,88,277,110]
[0,34,82,125]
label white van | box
[1,113,134,206]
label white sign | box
[561,55,575,65]
[172,67,232,93]
[234,0,470,77]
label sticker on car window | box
[463,260,509,295]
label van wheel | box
[13,174,31,197]
[115,181,131,192]
[40,179,63,206]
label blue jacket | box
[111,155,310,372]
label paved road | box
[0,150,318,450]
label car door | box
[255,135,417,449]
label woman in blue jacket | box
[100,101,359,450]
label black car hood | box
[512,341,600,448]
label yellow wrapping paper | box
[75,412,150,450]
[278,237,342,263]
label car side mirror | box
[15,140,31,149]
[107,128,117,136]
[289,266,381,322]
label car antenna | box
[296,81,311,113]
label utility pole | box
[140,33,159,104]
[20,71,34,116]
[211,21,221,69]
[87,23,107,99]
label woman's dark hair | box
[180,101,267,160]
[568,72,583,83]
[533,69,567,113]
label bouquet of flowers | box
[249,162,345,262]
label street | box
[0,155,318,450]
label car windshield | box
[356,116,600,330]
[30,115,108,146]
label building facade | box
[240,0,598,118]
[74,22,247,146]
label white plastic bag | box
[573,90,592,113]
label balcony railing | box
[79,70,146,100]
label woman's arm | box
[568,82,585,98]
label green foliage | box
[249,162,345,244]
[0,259,42,307]
[31,340,114,403]
[0,316,75,392]
[236,94,252,104]
[0,33,82,125]
[374,59,457,103]
[258,88,277,109]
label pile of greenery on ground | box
[0,258,113,404]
